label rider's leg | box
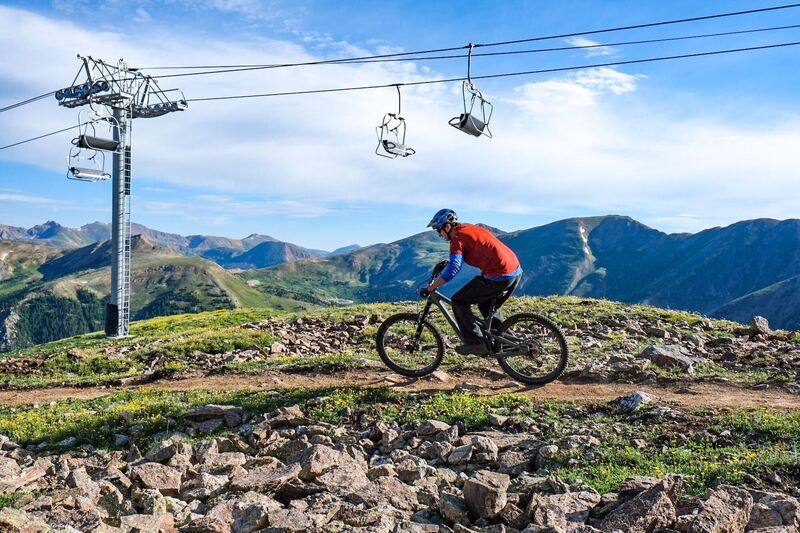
[477,278,515,329]
[451,277,486,345]
[453,277,515,345]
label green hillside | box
[0,236,311,352]
[241,230,451,304]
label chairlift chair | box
[66,110,120,182]
[449,44,493,138]
[376,85,415,158]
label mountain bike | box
[375,261,569,385]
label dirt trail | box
[0,369,797,410]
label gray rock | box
[119,513,174,532]
[96,479,134,519]
[367,464,397,480]
[268,507,314,531]
[181,472,229,500]
[395,456,429,483]
[440,492,468,523]
[66,466,100,501]
[463,470,510,519]
[349,476,419,511]
[751,316,772,335]
[618,476,660,501]
[600,475,682,533]
[145,439,179,463]
[0,457,20,479]
[185,404,243,429]
[689,485,753,532]
[130,462,182,496]
[497,450,534,476]
[448,445,473,465]
[640,344,702,372]
[270,341,288,354]
[460,435,499,462]
[297,444,369,492]
[134,487,168,514]
[230,463,300,492]
[617,391,653,413]
[527,490,601,531]
[418,420,452,435]
[748,491,800,529]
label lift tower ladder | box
[56,56,187,337]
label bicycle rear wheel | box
[376,312,444,377]
[496,313,568,386]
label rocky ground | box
[1,300,799,392]
[0,394,798,533]
[0,301,797,532]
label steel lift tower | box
[57,56,187,337]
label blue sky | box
[1,0,799,250]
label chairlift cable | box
[2,40,799,151]
[2,19,798,114]
[185,40,800,102]
[0,123,89,151]
[474,2,800,48]
[140,2,800,76]
[321,24,800,65]
[0,90,58,114]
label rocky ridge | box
[0,396,797,533]
[1,311,799,394]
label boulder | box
[447,445,473,465]
[748,490,800,529]
[66,466,100,501]
[119,513,174,532]
[349,476,419,511]
[688,485,753,533]
[463,470,510,519]
[130,462,182,496]
[184,404,243,429]
[418,420,452,435]
[181,472,229,500]
[526,490,601,531]
[600,475,682,533]
[0,508,51,532]
[229,463,300,493]
[751,316,771,335]
[439,492,468,524]
[639,344,703,372]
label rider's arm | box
[428,253,463,291]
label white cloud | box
[566,37,616,57]
[133,7,152,23]
[0,193,68,206]
[509,67,639,113]
[0,5,798,235]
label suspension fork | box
[411,300,434,349]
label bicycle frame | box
[419,290,531,357]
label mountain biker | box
[423,208,522,355]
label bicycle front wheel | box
[376,312,444,377]
[496,313,568,386]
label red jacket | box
[449,224,521,278]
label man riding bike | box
[424,208,523,356]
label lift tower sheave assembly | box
[56,56,187,337]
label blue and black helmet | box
[427,209,458,231]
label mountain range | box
[0,221,360,269]
[245,216,800,330]
[1,215,799,352]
